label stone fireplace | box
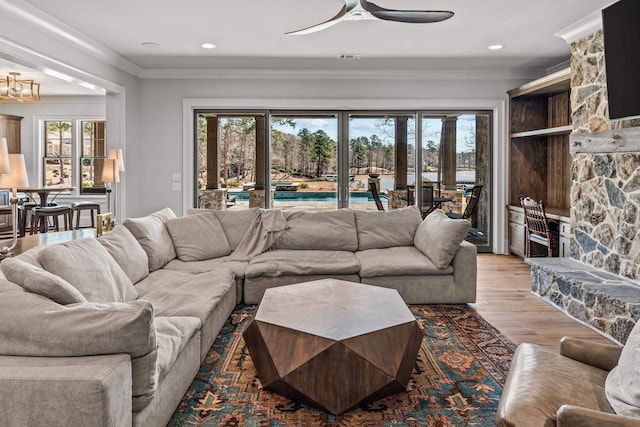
[528,30,640,344]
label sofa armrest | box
[560,337,622,371]
[0,353,132,427]
[0,289,156,359]
[451,240,477,302]
[557,404,639,427]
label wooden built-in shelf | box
[507,68,572,256]
[511,125,573,139]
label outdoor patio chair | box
[446,184,483,220]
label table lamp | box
[0,140,29,254]
[101,158,119,218]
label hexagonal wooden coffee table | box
[243,279,423,414]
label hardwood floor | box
[473,253,615,349]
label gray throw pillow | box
[98,225,150,284]
[123,207,178,271]
[606,321,640,417]
[355,206,423,250]
[414,209,470,269]
[38,238,137,303]
[1,257,87,305]
[166,212,232,261]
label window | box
[43,119,107,194]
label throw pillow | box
[166,212,232,261]
[123,207,178,271]
[98,225,150,284]
[38,238,137,303]
[606,321,640,417]
[354,206,423,250]
[414,209,470,269]
[1,257,87,305]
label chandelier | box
[0,72,41,102]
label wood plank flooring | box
[473,253,615,349]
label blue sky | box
[271,115,477,153]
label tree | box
[350,136,368,174]
[310,130,334,177]
[46,121,72,185]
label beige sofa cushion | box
[606,321,640,417]
[354,206,422,250]
[246,249,360,278]
[356,246,453,277]
[123,207,177,271]
[154,316,200,383]
[0,257,87,305]
[98,225,149,284]
[276,209,358,251]
[38,238,137,303]
[166,212,231,261]
[188,208,260,250]
[414,209,470,269]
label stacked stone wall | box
[570,31,640,280]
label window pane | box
[44,157,72,186]
[82,121,106,157]
[45,121,72,157]
[80,157,107,194]
[271,115,338,210]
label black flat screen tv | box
[602,0,640,120]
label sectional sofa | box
[0,205,476,427]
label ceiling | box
[3,0,618,95]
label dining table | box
[18,186,75,207]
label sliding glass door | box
[348,114,415,211]
[194,108,492,251]
[420,112,491,250]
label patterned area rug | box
[168,304,515,426]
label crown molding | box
[140,67,542,81]
[554,3,616,45]
[0,0,141,77]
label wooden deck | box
[474,253,615,349]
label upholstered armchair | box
[496,327,640,427]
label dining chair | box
[520,196,558,257]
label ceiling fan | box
[286,0,454,35]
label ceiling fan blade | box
[286,18,345,35]
[361,0,454,23]
[286,3,351,35]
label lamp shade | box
[108,148,125,172]
[0,154,29,189]
[0,137,10,174]
[101,158,119,183]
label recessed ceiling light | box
[201,43,216,49]
[142,42,161,49]
[488,44,504,50]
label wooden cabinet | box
[508,207,526,257]
[508,68,572,256]
[0,114,23,153]
[508,205,570,258]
